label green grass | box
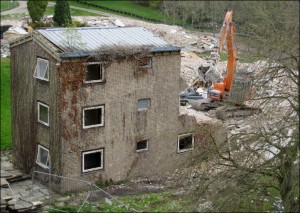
[1,12,29,20]
[0,1,19,12]
[198,51,263,63]
[50,192,195,212]
[44,6,101,17]
[69,1,183,25]
[1,58,12,150]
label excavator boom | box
[223,22,237,91]
[208,10,237,100]
[217,11,233,55]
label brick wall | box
[58,52,226,185]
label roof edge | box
[151,46,181,53]
[59,46,181,59]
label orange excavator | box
[208,10,238,101]
[185,11,258,117]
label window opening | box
[85,63,104,83]
[138,57,152,68]
[36,145,50,169]
[38,102,49,126]
[33,58,49,81]
[83,106,104,129]
[137,99,150,111]
[178,133,194,153]
[82,149,103,172]
[136,140,148,152]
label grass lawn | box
[1,58,12,150]
[51,191,195,212]
[45,6,101,17]
[69,1,183,25]
[0,1,19,12]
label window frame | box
[177,133,194,153]
[82,149,104,173]
[136,139,149,152]
[36,145,50,169]
[84,62,104,84]
[37,101,49,126]
[82,105,105,129]
[138,57,152,69]
[137,98,151,111]
[33,58,49,82]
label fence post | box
[89,183,92,212]
[31,172,34,197]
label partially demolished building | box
[10,27,225,190]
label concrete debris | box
[6,26,27,35]
[1,178,9,188]
[180,107,219,124]
[113,19,125,27]
[197,35,215,50]
[181,57,210,87]
[1,198,44,213]
[1,151,48,213]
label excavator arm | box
[223,21,237,91]
[208,10,237,100]
[217,11,233,55]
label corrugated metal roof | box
[36,27,172,53]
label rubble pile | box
[1,197,44,213]
[1,151,48,213]
[196,35,216,52]
[180,56,210,87]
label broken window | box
[137,99,150,111]
[85,63,104,83]
[38,102,49,126]
[33,58,49,81]
[82,149,103,172]
[138,57,152,69]
[36,145,50,169]
[136,140,148,152]
[83,106,104,129]
[177,133,194,153]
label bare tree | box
[192,1,299,212]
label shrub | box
[30,21,52,29]
[53,0,72,27]
[72,20,87,27]
[27,0,48,22]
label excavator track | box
[215,105,261,120]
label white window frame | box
[136,139,149,152]
[84,62,104,84]
[137,98,151,111]
[38,102,49,126]
[33,58,49,81]
[82,149,104,173]
[83,105,104,129]
[177,133,194,153]
[138,57,152,69]
[36,145,50,169]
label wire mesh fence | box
[32,171,138,212]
